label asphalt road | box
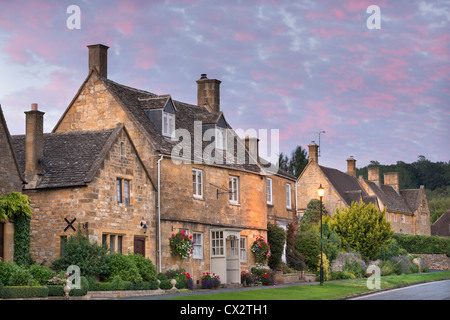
[349,279,450,300]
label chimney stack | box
[25,103,44,188]
[384,172,400,192]
[368,167,380,185]
[245,135,259,163]
[87,44,109,78]
[308,141,319,163]
[196,74,221,113]
[346,156,356,177]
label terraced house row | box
[0,44,430,284]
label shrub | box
[201,272,221,289]
[156,272,168,281]
[380,260,400,276]
[332,202,393,260]
[241,271,255,286]
[129,253,157,281]
[8,265,38,286]
[295,226,321,271]
[317,252,330,281]
[267,223,286,269]
[0,261,20,285]
[0,286,48,299]
[51,229,109,278]
[159,279,173,290]
[251,264,274,286]
[29,264,56,285]
[330,271,355,280]
[342,258,366,278]
[106,253,142,283]
[393,234,450,256]
[70,276,89,296]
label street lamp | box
[318,184,324,286]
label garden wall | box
[418,254,450,270]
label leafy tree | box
[331,202,393,260]
[278,145,308,177]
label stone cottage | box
[11,104,156,264]
[45,44,295,283]
[0,105,26,261]
[296,141,431,235]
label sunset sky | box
[0,0,448,171]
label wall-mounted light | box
[140,222,148,234]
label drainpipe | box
[157,154,164,273]
[295,181,298,220]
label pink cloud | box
[234,33,255,41]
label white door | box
[226,234,240,283]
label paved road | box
[349,279,450,300]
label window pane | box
[110,235,115,254]
[118,236,123,254]
[124,180,130,204]
[197,171,202,196]
[116,179,122,203]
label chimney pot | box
[31,103,38,111]
[200,73,208,79]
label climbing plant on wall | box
[0,192,32,266]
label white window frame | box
[193,232,203,259]
[215,126,226,151]
[286,183,292,209]
[240,236,247,262]
[162,112,175,138]
[229,176,239,204]
[192,169,203,199]
[267,177,273,205]
[211,231,224,257]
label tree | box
[301,199,328,224]
[278,145,308,178]
[331,202,393,260]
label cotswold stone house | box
[0,105,26,261]
[25,44,296,283]
[11,105,156,264]
[296,142,431,235]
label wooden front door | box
[0,223,4,260]
[134,237,145,256]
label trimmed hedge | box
[393,234,450,256]
[0,286,48,299]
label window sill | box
[267,203,273,207]
[193,195,204,201]
[229,201,240,206]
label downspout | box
[157,154,164,273]
[295,181,298,221]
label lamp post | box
[318,184,324,286]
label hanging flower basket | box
[251,236,271,264]
[169,230,194,262]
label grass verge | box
[168,271,450,300]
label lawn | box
[168,271,450,300]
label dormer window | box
[162,112,175,138]
[215,126,226,151]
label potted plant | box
[251,236,271,264]
[169,231,194,263]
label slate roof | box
[100,75,295,180]
[364,180,413,214]
[11,127,121,189]
[319,165,374,206]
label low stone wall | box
[274,273,299,285]
[331,252,364,272]
[417,254,450,270]
[88,288,178,299]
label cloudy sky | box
[0,0,448,172]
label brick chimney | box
[308,141,319,163]
[87,44,109,78]
[368,167,380,185]
[24,103,44,188]
[346,156,356,177]
[245,135,259,163]
[384,172,400,192]
[196,74,221,113]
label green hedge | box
[393,234,450,256]
[0,286,48,299]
